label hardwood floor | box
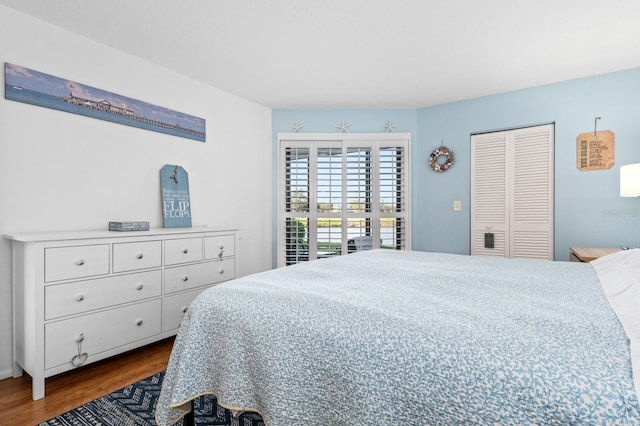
[0,337,175,426]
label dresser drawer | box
[113,240,162,272]
[165,237,203,265]
[204,234,235,259]
[45,270,162,320]
[45,299,161,370]
[45,244,110,282]
[163,288,207,331]
[164,258,235,294]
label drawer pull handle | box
[136,319,144,326]
[183,249,189,254]
[76,294,85,302]
[182,307,188,314]
[218,250,224,259]
[136,284,144,291]
[182,275,189,282]
[218,268,224,274]
[76,259,85,266]
[71,333,88,367]
[136,253,144,260]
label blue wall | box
[273,68,640,261]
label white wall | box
[0,6,273,379]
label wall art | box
[160,164,192,228]
[576,131,614,171]
[4,63,206,142]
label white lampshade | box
[620,163,640,197]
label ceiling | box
[2,0,640,109]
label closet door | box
[510,125,554,259]
[471,124,554,260]
[471,131,508,257]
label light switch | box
[453,200,462,211]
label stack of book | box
[108,221,150,232]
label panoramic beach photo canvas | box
[4,63,206,142]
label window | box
[278,133,410,266]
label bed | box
[155,249,640,425]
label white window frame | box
[277,133,411,267]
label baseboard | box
[0,368,14,381]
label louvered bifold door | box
[471,124,554,260]
[510,125,554,260]
[471,132,508,257]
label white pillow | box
[592,249,640,397]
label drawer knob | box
[218,250,224,259]
[218,244,224,249]
[136,253,144,260]
[76,259,85,266]
[136,319,144,326]
[183,248,189,254]
[182,307,188,314]
[75,294,85,302]
[136,284,144,291]
[218,268,224,274]
[182,275,189,282]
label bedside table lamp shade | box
[620,163,640,197]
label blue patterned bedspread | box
[156,250,640,425]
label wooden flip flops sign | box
[160,165,192,228]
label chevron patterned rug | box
[39,371,264,426]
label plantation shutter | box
[283,146,311,266]
[278,134,411,267]
[471,124,554,259]
[379,145,408,250]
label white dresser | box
[4,226,237,400]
